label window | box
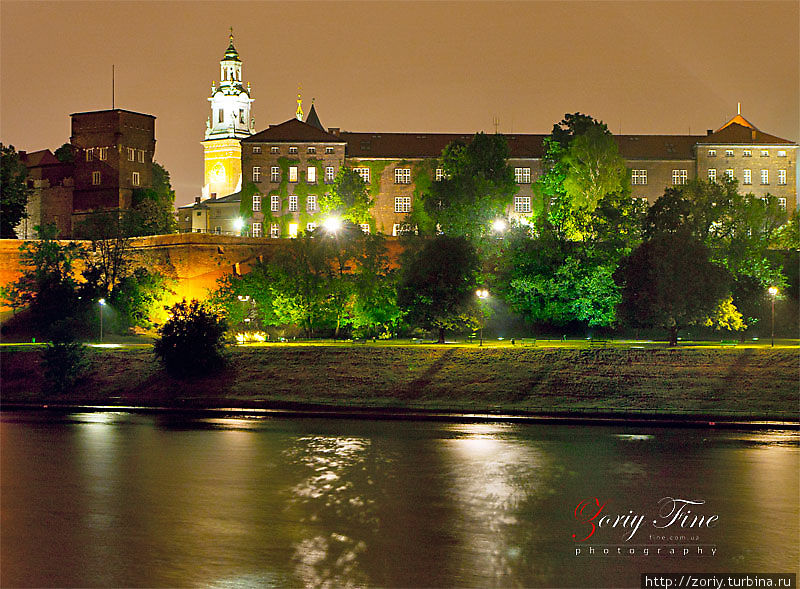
[137,149,145,163]
[743,169,752,185]
[514,196,531,213]
[307,166,316,183]
[289,195,298,211]
[778,198,786,210]
[132,171,140,186]
[325,147,335,154]
[354,167,370,183]
[218,109,224,123]
[98,147,107,161]
[288,223,298,238]
[271,167,280,182]
[395,168,411,184]
[760,150,770,157]
[289,166,298,182]
[270,223,280,238]
[393,223,413,236]
[92,171,101,185]
[306,222,317,233]
[271,146,280,154]
[307,146,316,154]
[761,170,769,184]
[127,147,135,161]
[271,195,281,211]
[631,169,648,185]
[306,195,317,212]
[724,169,734,180]
[743,150,752,157]
[253,146,261,154]
[395,196,411,213]
[252,222,262,237]
[725,150,734,157]
[252,166,261,182]
[514,167,531,184]
[86,148,94,162]
[360,223,370,234]
[708,169,717,182]
[252,194,261,212]
[436,168,445,181]
[777,150,787,157]
[288,146,298,154]
[778,170,786,185]
[672,169,688,185]
[707,149,716,157]
[325,166,335,182]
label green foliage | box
[703,296,745,333]
[153,299,228,378]
[74,210,132,294]
[109,268,173,329]
[321,167,372,224]
[0,143,31,238]
[398,235,481,342]
[41,323,90,395]
[54,143,75,164]
[562,125,629,210]
[351,234,403,337]
[129,162,177,236]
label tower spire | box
[296,86,304,121]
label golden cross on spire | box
[229,26,234,42]
[296,85,304,121]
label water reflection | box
[1,414,797,588]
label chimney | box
[195,196,201,204]
[707,129,713,135]
[751,130,757,141]
[328,127,340,136]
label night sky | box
[1,1,797,207]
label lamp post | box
[237,295,250,332]
[768,286,778,347]
[491,218,507,234]
[98,298,106,342]
[323,216,342,235]
[476,289,489,346]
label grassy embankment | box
[1,344,797,419]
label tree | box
[562,125,629,211]
[1,143,31,238]
[54,143,75,164]
[351,234,402,337]
[423,132,516,239]
[74,210,132,294]
[153,299,227,378]
[320,167,372,224]
[41,322,90,395]
[397,235,481,343]
[616,234,731,346]
[109,267,173,330]
[129,162,177,235]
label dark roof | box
[305,104,324,131]
[243,118,344,143]
[20,149,61,168]
[697,122,794,145]
[223,35,241,62]
[614,135,702,159]
[177,191,241,210]
[69,108,156,119]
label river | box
[1,412,797,588]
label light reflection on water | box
[1,413,797,588]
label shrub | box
[41,323,90,395]
[153,299,228,378]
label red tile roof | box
[20,149,61,168]
[243,118,344,143]
[697,122,794,145]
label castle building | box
[179,36,798,238]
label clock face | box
[211,163,226,182]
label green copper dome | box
[223,31,241,62]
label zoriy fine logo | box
[572,497,719,557]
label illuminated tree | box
[154,299,227,378]
[321,167,372,224]
[129,162,178,235]
[0,143,31,238]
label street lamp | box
[98,298,106,342]
[233,218,244,235]
[476,289,489,346]
[323,216,342,234]
[237,295,251,336]
[768,286,778,347]
[491,218,507,234]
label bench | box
[588,339,609,348]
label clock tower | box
[202,30,254,199]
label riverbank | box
[2,345,797,421]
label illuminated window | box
[436,168,445,181]
[325,166,335,182]
[289,167,298,182]
[743,169,751,185]
[270,146,280,154]
[253,146,261,154]
[778,170,786,185]
[631,170,648,185]
[289,195,298,211]
[325,147,335,154]
[132,171,140,186]
[92,171,101,185]
[514,167,531,183]
[288,223,298,238]
[127,148,135,161]
[743,150,751,157]
[708,169,717,182]
[395,168,411,184]
[395,196,411,213]
[98,147,107,161]
[360,223,370,234]
[137,150,145,163]
[672,169,688,185]
[707,149,716,157]
[307,166,316,183]
[393,223,413,236]
[252,222,262,237]
[271,195,280,211]
[778,198,786,210]
[761,170,768,185]
[271,167,280,182]
[354,167,370,183]
[306,222,317,233]
[725,150,734,157]
[86,149,93,162]
[252,195,261,212]
[307,146,316,154]
[514,196,531,213]
[307,195,317,212]
[270,223,280,238]
[289,146,298,154]
[252,167,261,182]
[760,150,769,157]
[724,169,734,180]
[777,150,787,157]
